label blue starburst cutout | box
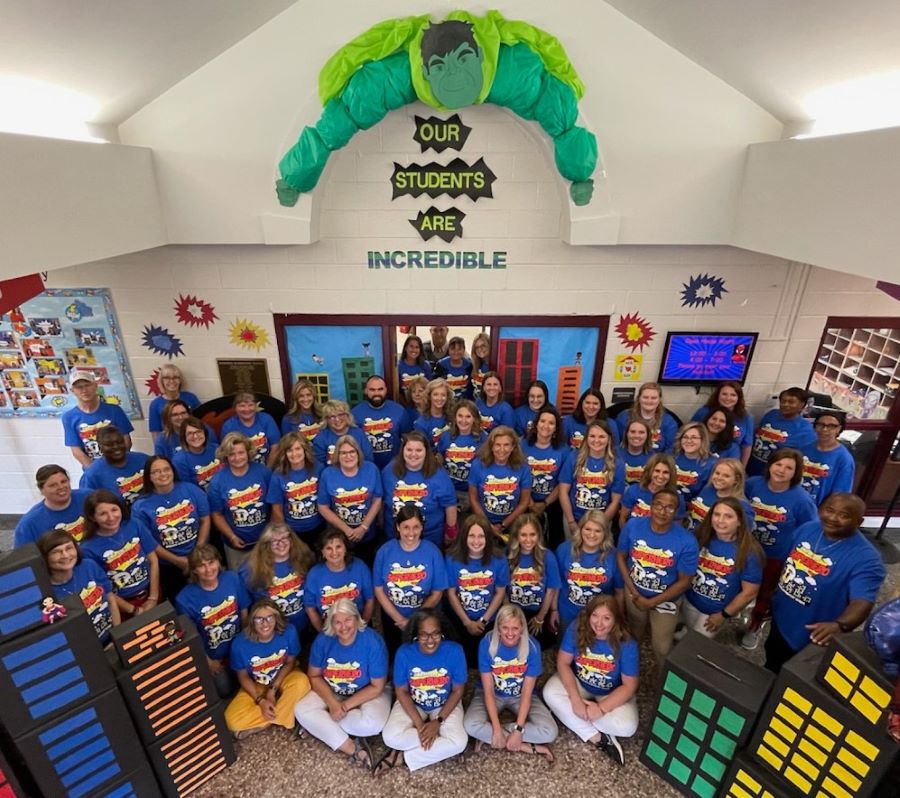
[141,324,184,358]
[680,273,728,308]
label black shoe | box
[597,732,624,766]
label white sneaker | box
[741,620,769,651]
[598,732,625,766]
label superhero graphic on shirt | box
[56,516,86,543]
[80,580,111,639]
[99,537,149,592]
[528,456,557,497]
[79,420,111,459]
[409,666,451,710]
[490,656,528,697]
[200,595,240,652]
[574,648,616,692]
[249,647,289,686]
[457,568,496,614]
[691,548,735,604]
[226,484,266,528]
[676,466,701,495]
[631,497,653,519]
[116,469,145,505]
[482,474,519,517]
[752,424,789,463]
[574,470,611,512]
[444,444,477,483]
[194,459,223,488]
[152,499,198,550]
[268,571,304,618]
[361,416,394,455]
[391,480,428,519]
[801,458,829,494]
[386,563,428,610]
[778,542,831,606]
[323,658,363,696]
[247,431,271,459]
[285,477,319,521]
[333,486,370,526]
[565,562,610,607]
[624,463,645,484]
[319,581,361,610]
[749,499,788,550]
[509,566,543,609]
[627,540,676,594]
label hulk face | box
[423,41,483,108]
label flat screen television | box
[657,331,758,385]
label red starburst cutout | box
[145,369,162,396]
[615,312,656,352]
[174,294,219,328]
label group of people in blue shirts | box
[14,351,884,775]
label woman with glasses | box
[224,599,311,739]
[799,412,855,506]
[313,400,374,466]
[221,392,281,467]
[172,416,224,491]
[513,380,550,438]
[153,399,192,460]
[672,422,714,504]
[378,609,468,774]
[148,364,199,444]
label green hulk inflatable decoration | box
[276,11,598,208]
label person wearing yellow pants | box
[225,598,310,738]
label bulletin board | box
[0,288,141,418]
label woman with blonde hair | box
[281,378,323,441]
[686,457,754,531]
[313,399,373,466]
[672,421,715,503]
[266,431,324,543]
[221,392,280,466]
[149,363,199,443]
[615,382,678,453]
[413,377,454,448]
[403,374,430,430]
[437,399,485,508]
[559,421,624,534]
[470,332,491,400]
[240,522,315,637]
[507,513,561,647]
[463,603,557,761]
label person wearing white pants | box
[377,609,469,774]
[463,604,557,762]
[542,594,640,766]
[294,599,390,770]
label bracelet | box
[513,723,524,733]
[254,695,264,704]
[436,715,445,724]
[535,615,546,624]
[721,607,733,619]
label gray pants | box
[463,691,558,744]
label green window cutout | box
[689,689,716,718]
[690,773,718,798]
[676,735,700,761]
[710,730,737,758]
[665,671,688,700]
[699,753,727,780]
[658,695,681,722]
[645,740,667,766]
[669,756,692,784]
[652,717,675,743]
[684,711,708,742]
[718,706,746,736]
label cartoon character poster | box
[0,289,140,418]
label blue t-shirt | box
[748,410,816,475]
[686,537,763,615]
[445,554,510,621]
[514,405,538,437]
[352,400,411,469]
[154,423,217,461]
[686,485,754,532]
[800,444,856,506]
[132,482,210,556]
[477,635,542,698]
[435,357,473,400]
[560,625,639,697]
[562,416,620,451]
[437,432,484,492]
[373,538,447,618]
[281,411,323,441]
[623,484,687,522]
[414,414,450,449]
[240,559,309,633]
[773,524,885,651]
[207,463,272,545]
[618,447,651,486]
[393,640,468,711]
[555,543,618,626]
[471,362,489,400]
[309,627,389,696]
[615,413,678,453]
[521,442,568,502]
[266,465,323,534]
[468,460,533,526]
[507,550,562,612]
[50,559,115,643]
[691,406,754,449]
[221,412,281,464]
[80,519,159,599]
[617,516,700,598]
[175,571,250,659]
[475,399,515,433]
[172,443,223,490]
[745,477,819,560]
[397,359,432,397]
[560,456,625,521]
[711,440,742,459]
[318,462,383,542]
[313,426,374,466]
[230,625,300,685]
[14,489,93,547]
[382,466,456,545]
[148,391,200,433]
[674,453,714,503]
[62,402,134,460]
[303,560,374,618]
[79,452,149,506]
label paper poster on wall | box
[614,354,642,381]
[680,273,728,308]
[283,325,384,406]
[0,289,140,418]
[229,319,270,351]
[174,294,218,328]
[615,313,655,352]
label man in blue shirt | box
[351,375,411,469]
[62,370,134,467]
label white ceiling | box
[1,0,899,132]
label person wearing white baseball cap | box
[62,369,133,467]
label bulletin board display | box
[0,288,141,418]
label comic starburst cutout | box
[615,312,656,352]
[174,294,218,328]
[681,273,728,308]
[229,319,270,351]
[141,324,184,359]
[145,369,162,397]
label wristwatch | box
[513,723,525,733]
[721,607,733,619]
[836,620,852,633]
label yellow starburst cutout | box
[228,319,270,351]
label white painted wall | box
[735,126,900,284]
[2,102,896,514]
[0,133,165,280]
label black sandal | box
[372,747,402,778]
[348,737,373,771]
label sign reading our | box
[390,157,496,201]
[409,206,466,243]
[413,114,472,153]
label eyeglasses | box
[417,632,443,641]
[815,422,841,429]
[653,504,678,514]
[326,413,348,420]
[681,434,702,441]
[269,537,291,546]
[185,429,205,438]
[253,615,277,625]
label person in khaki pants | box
[615,488,698,670]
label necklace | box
[812,529,850,554]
